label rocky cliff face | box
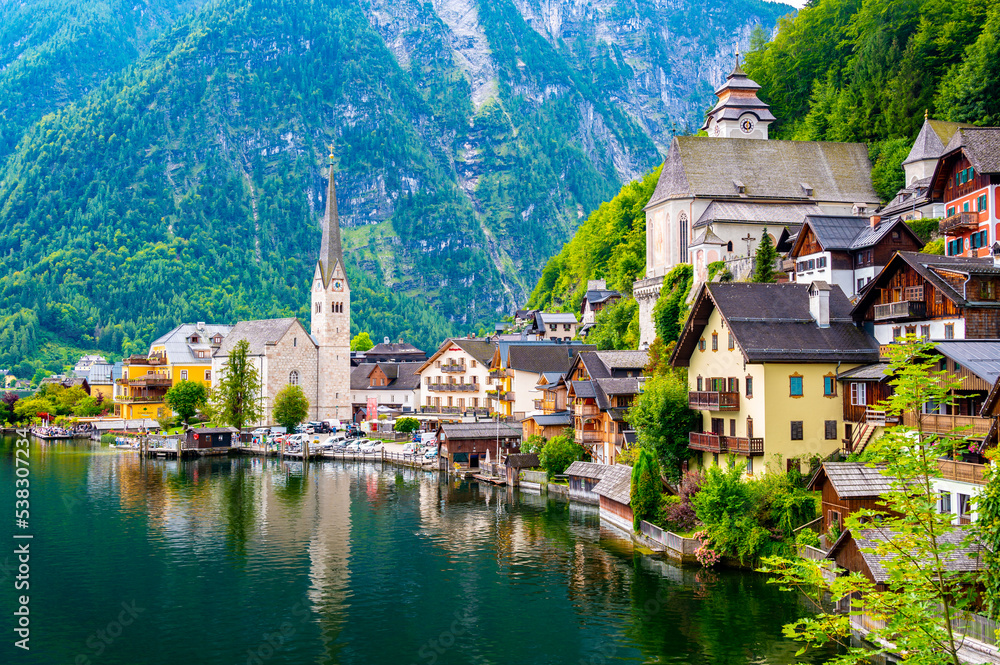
[0,0,791,367]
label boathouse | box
[565,461,611,504]
[592,464,633,532]
[808,462,895,535]
[437,422,521,470]
[186,427,236,449]
[503,453,540,486]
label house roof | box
[982,378,1000,418]
[522,411,573,427]
[151,323,235,364]
[792,216,921,258]
[569,380,597,399]
[417,338,496,373]
[536,312,579,326]
[214,319,303,356]
[837,362,891,381]
[504,453,539,468]
[565,461,612,480]
[694,201,822,229]
[942,127,1000,174]
[827,527,982,583]
[934,341,1000,384]
[350,362,423,391]
[439,422,522,440]
[672,283,880,367]
[852,252,1000,317]
[190,427,237,434]
[498,342,594,374]
[584,289,621,306]
[902,119,973,166]
[364,341,425,356]
[591,464,633,505]
[646,136,880,208]
[809,462,894,498]
[595,377,642,396]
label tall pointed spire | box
[319,148,347,288]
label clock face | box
[740,117,756,134]
[712,122,721,137]
[333,280,343,291]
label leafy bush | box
[795,528,820,549]
[666,471,703,532]
[393,417,420,433]
[631,448,661,530]
[538,435,583,478]
[521,434,546,454]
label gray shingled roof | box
[214,318,303,356]
[594,351,649,371]
[350,362,423,391]
[537,312,579,326]
[570,380,597,399]
[796,216,918,254]
[592,464,633,505]
[504,453,539,468]
[647,137,880,208]
[451,338,497,365]
[903,119,972,166]
[837,362,891,381]
[365,341,424,355]
[934,341,1000,384]
[565,461,612,480]
[151,323,234,365]
[828,527,982,583]
[695,201,822,229]
[585,289,621,305]
[811,462,894,498]
[439,422,522,440]
[500,342,594,375]
[943,127,1000,174]
[522,412,573,427]
[595,377,641,396]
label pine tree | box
[752,228,778,283]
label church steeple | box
[318,150,347,289]
[701,56,775,139]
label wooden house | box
[437,422,521,470]
[186,427,236,449]
[851,251,1000,345]
[565,461,611,504]
[807,462,895,535]
[503,453,540,487]
[592,464,633,533]
[836,362,894,453]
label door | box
[711,418,725,435]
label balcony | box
[903,412,993,438]
[574,430,602,444]
[938,459,988,485]
[940,212,980,234]
[499,391,515,402]
[489,369,509,379]
[427,383,479,392]
[873,300,926,321]
[440,363,466,373]
[574,403,600,417]
[688,391,740,411]
[118,375,172,388]
[689,432,726,453]
[115,395,166,404]
[726,436,765,456]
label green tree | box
[630,448,661,530]
[651,264,693,344]
[272,384,310,434]
[752,228,778,283]
[976,461,1000,620]
[212,339,263,431]
[538,434,583,478]
[937,1,1000,125]
[393,416,420,433]
[625,371,699,481]
[586,297,639,350]
[351,332,375,352]
[521,433,546,454]
[761,340,977,664]
[164,379,207,426]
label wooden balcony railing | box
[115,396,166,404]
[574,430,602,443]
[499,391,515,402]
[489,369,509,378]
[440,363,466,373]
[726,436,765,456]
[689,432,725,453]
[938,459,988,486]
[427,383,479,392]
[903,412,993,437]
[940,212,980,234]
[688,391,740,411]
[574,404,600,417]
[873,300,926,321]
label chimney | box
[808,281,832,328]
[587,279,606,290]
[196,321,206,331]
[870,214,881,229]
[384,336,390,344]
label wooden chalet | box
[836,362,894,453]
[186,427,236,449]
[826,527,981,593]
[437,422,521,470]
[565,461,611,504]
[851,251,1000,345]
[591,464,633,532]
[808,462,895,535]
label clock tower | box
[701,58,775,140]
[311,151,352,421]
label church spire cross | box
[318,151,347,289]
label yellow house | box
[113,322,232,420]
[670,282,880,475]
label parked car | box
[423,448,438,460]
[344,439,363,452]
[251,427,270,437]
[361,441,384,454]
[401,442,418,455]
[307,421,329,433]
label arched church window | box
[289,370,299,386]
[727,241,733,253]
[679,212,689,259]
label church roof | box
[214,318,311,356]
[318,155,347,288]
[903,119,974,165]
[693,201,822,229]
[701,62,776,130]
[646,137,879,208]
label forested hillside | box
[0,0,791,378]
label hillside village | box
[8,56,1000,661]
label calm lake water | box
[0,436,836,665]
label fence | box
[846,597,999,647]
[520,469,547,485]
[638,520,699,558]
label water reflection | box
[0,438,836,665]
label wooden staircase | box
[847,422,878,456]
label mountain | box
[0,0,792,378]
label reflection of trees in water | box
[221,461,257,558]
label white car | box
[361,441,384,454]
[250,428,270,437]
[344,439,363,452]
[401,442,418,455]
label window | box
[180,370,188,381]
[945,323,955,340]
[711,332,718,351]
[947,206,956,218]
[830,509,842,531]
[728,377,739,393]
[293,337,297,347]
[315,303,321,313]
[978,194,988,212]
[789,374,803,397]
[892,327,902,341]
[959,494,971,519]
[905,325,917,337]
[791,421,803,440]
[204,370,211,381]
[857,277,866,293]
[824,375,836,397]
[940,492,952,515]
[471,360,477,368]
[920,325,930,340]
[817,256,827,269]
[563,324,571,331]
[964,201,970,213]
[728,333,735,350]
[730,419,736,437]
[891,230,900,242]
[698,339,706,352]
[825,420,837,440]
[745,376,753,398]
[850,382,867,406]
[696,376,703,391]
[746,457,753,475]
[983,281,996,299]
[746,417,754,438]
[727,241,733,252]
[549,324,557,331]
[904,285,923,300]
[288,370,299,385]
